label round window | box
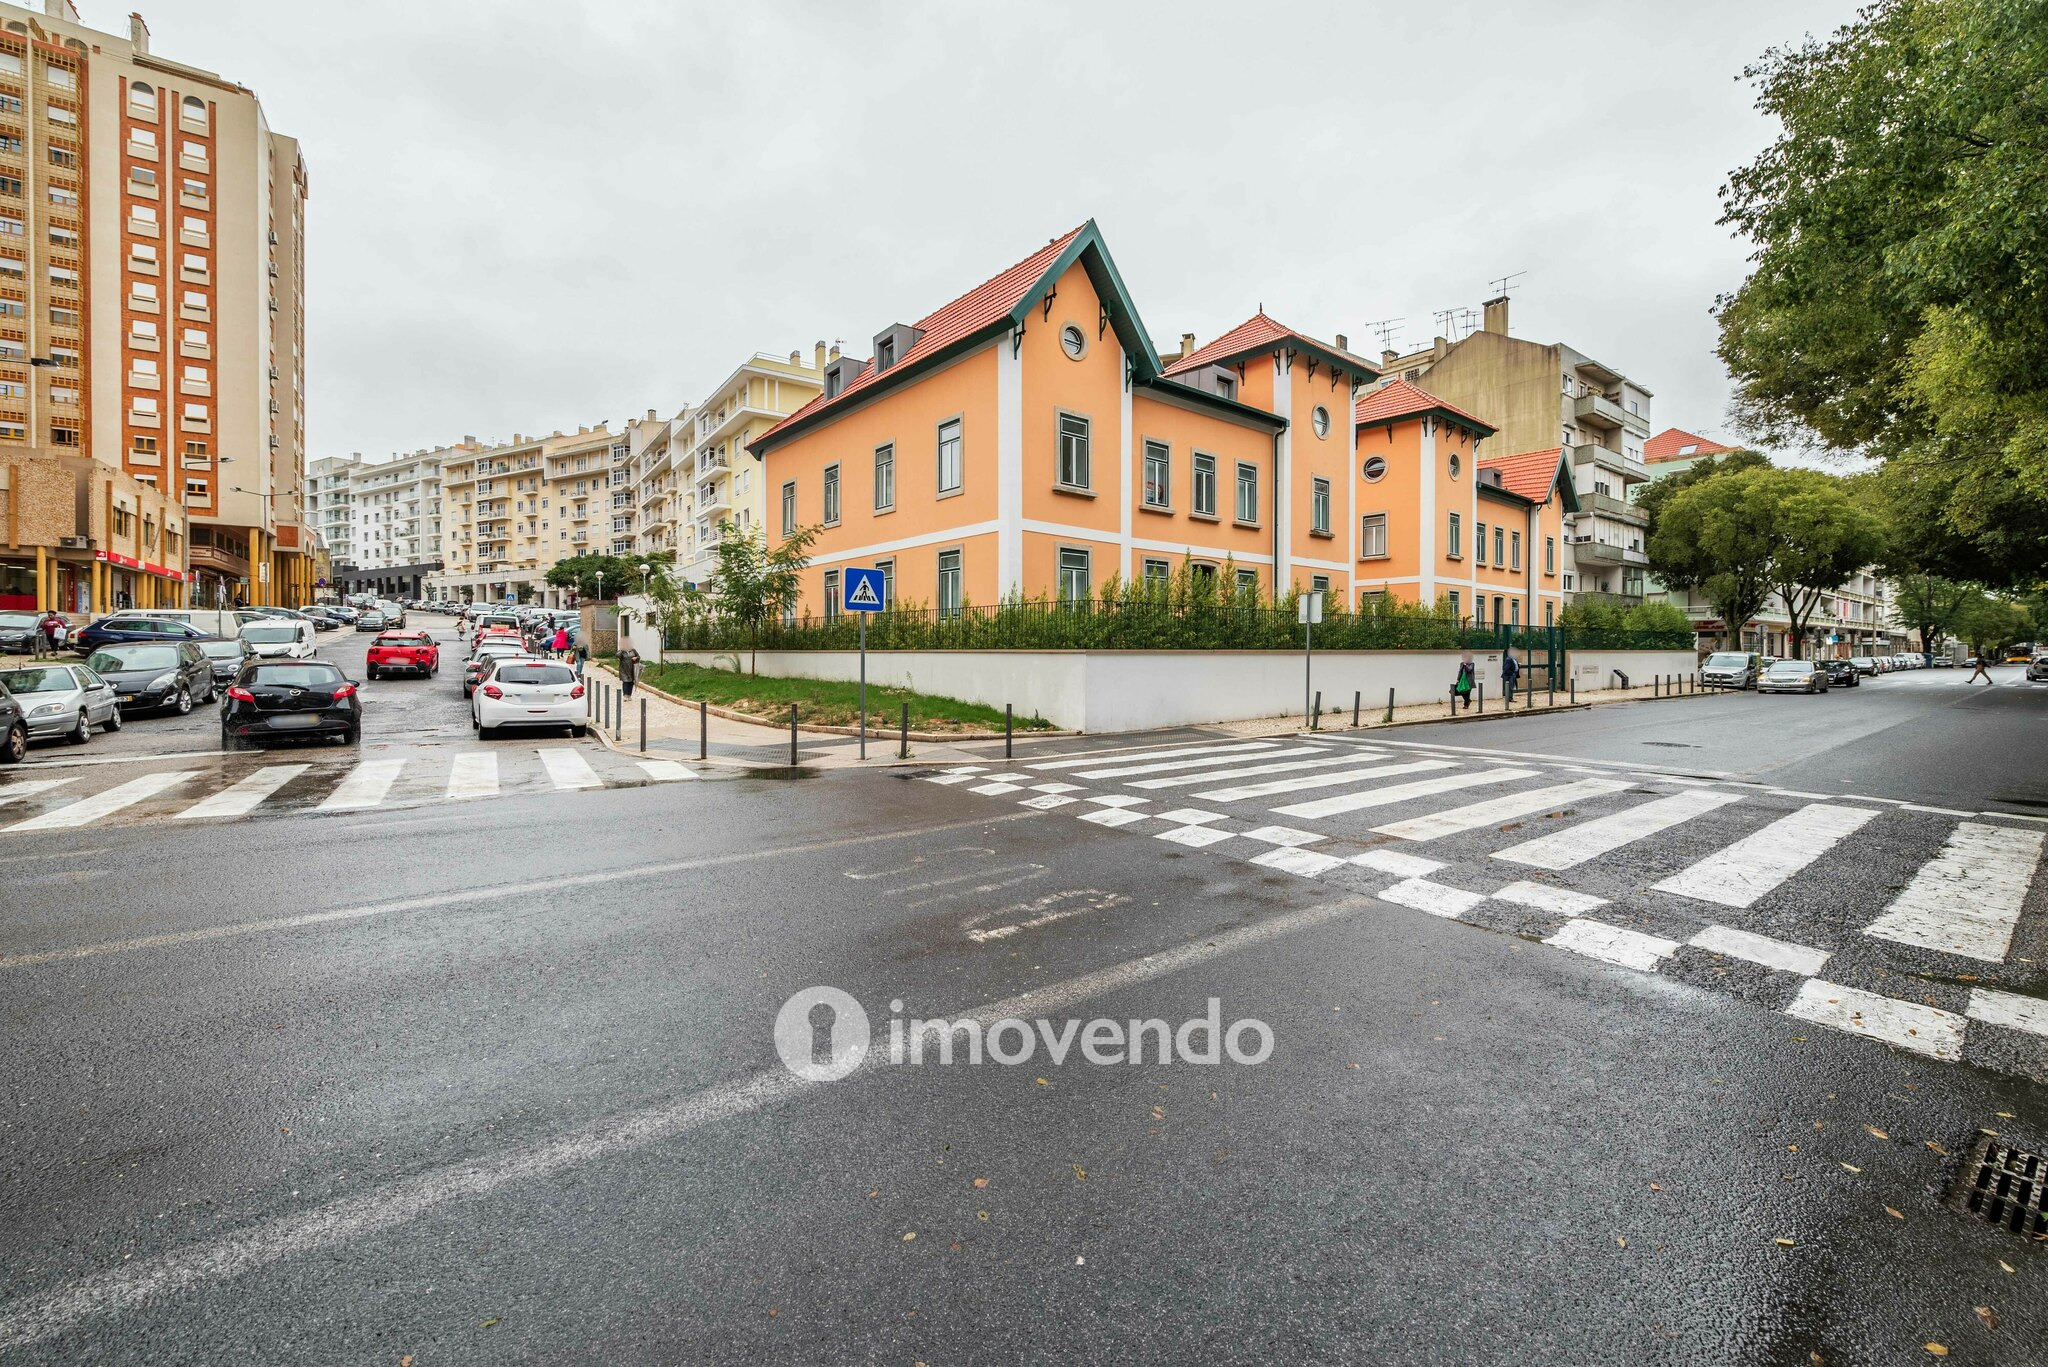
[1060,324,1087,361]
[1312,405,1331,439]
[1362,456,1387,482]
[1449,454,1462,479]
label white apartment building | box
[670,347,823,587]
[305,452,359,572]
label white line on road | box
[1785,979,1966,1061]
[1128,752,1391,790]
[5,771,195,833]
[1493,788,1744,870]
[1652,803,1878,908]
[1195,758,1455,803]
[636,760,695,782]
[1493,881,1606,916]
[1068,744,1328,780]
[1860,821,2044,962]
[1247,846,1345,878]
[1378,877,1484,918]
[1349,849,1444,878]
[537,748,602,791]
[1372,777,1633,842]
[1272,767,1539,821]
[315,759,407,812]
[1368,737,1734,779]
[1077,808,1148,828]
[1026,740,1279,771]
[0,777,78,806]
[175,764,310,820]
[1965,987,2048,1037]
[444,753,499,802]
[1545,918,1681,972]
[1687,925,1830,976]
[0,888,1383,1351]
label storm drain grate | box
[1947,1134,2048,1239]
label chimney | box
[1334,333,1348,352]
[1381,349,1398,368]
[1481,296,1510,335]
[646,408,657,421]
[790,350,801,365]
[128,11,149,52]
[828,344,841,362]
[1179,332,1196,360]
[814,341,827,371]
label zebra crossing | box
[0,746,698,833]
[925,736,2048,1077]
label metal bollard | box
[1385,687,1395,724]
[789,703,798,766]
[639,698,647,753]
[699,698,708,760]
[1005,703,1013,760]
[1477,683,1484,714]
[1312,690,1322,730]
[1353,690,1360,729]
[1449,688,1456,717]
[1569,676,1576,705]
[899,702,909,760]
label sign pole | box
[843,565,885,761]
[858,611,867,760]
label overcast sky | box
[128,0,1859,462]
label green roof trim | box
[1137,377,1289,431]
[1011,219,1164,384]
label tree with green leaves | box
[545,552,671,603]
[1634,448,1771,545]
[1649,466,1885,657]
[1891,572,1979,657]
[1715,0,2048,587]
[695,520,819,674]
[1953,593,2036,662]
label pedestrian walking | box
[39,610,63,658]
[551,625,570,658]
[1968,644,1994,685]
[574,641,589,680]
[1501,649,1521,704]
[619,643,640,700]
[1453,649,1475,711]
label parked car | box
[220,659,362,750]
[196,637,254,684]
[0,609,42,654]
[355,610,387,633]
[0,663,120,743]
[74,614,211,653]
[237,618,318,660]
[1933,655,1955,668]
[366,632,440,680]
[82,640,216,713]
[1822,658,1860,689]
[472,658,586,738]
[463,641,539,697]
[0,677,26,762]
[373,599,407,629]
[298,608,343,631]
[2027,652,2048,682]
[1848,656,1880,677]
[126,609,256,638]
[1759,659,1829,694]
[1700,651,1762,690]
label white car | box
[237,619,317,659]
[471,659,587,737]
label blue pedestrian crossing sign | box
[844,567,885,612]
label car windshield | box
[240,626,299,643]
[247,665,343,688]
[1850,657,1875,666]
[0,611,41,628]
[0,667,74,693]
[198,641,245,659]
[496,664,575,685]
[1766,661,1811,675]
[86,646,178,671]
[1705,653,1749,667]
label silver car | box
[0,663,121,743]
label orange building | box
[1351,379,1573,628]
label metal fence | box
[660,600,1691,656]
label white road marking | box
[176,764,310,820]
[1687,925,1830,976]
[1785,979,1966,1061]
[0,777,78,806]
[1545,918,1680,972]
[1027,782,1085,794]
[637,760,695,782]
[0,887,1384,1353]
[1860,821,2044,962]
[1494,788,1743,870]
[1349,849,1444,877]
[1493,881,1606,916]
[1653,803,1879,908]
[6,771,195,833]
[1196,758,1457,803]
[1765,788,1833,801]
[1084,794,1148,808]
[1248,846,1345,878]
[941,766,987,774]
[1027,740,1279,771]
[1155,808,1225,825]
[444,753,499,802]
[968,781,1023,795]
[925,774,981,785]
[1020,794,1078,809]
[1240,825,1324,847]
[1966,987,2048,1037]
[1068,744,1327,780]
[1077,808,1148,828]
[1129,752,1391,790]
[536,748,601,791]
[1378,878,1484,918]
[315,759,408,812]
[1272,767,1539,821]
[1156,824,1235,848]
[1372,777,1633,842]
[1899,803,1972,817]
[1370,737,1734,779]
[961,889,1128,942]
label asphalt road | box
[1,659,2044,1364]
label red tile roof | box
[1479,447,1568,502]
[1644,427,1735,463]
[1163,310,1379,379]
[1352,378,1495,433]
[755,223,1089,445]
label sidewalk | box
[1207,677,1717,738]
[579,663,998,770]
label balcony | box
[1572,390,1650,437]
[1580,491,1647,524]
[1575,589,1645,609]
[697,480,732,514]
[1569,444,1648,485]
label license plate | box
[120,694,137,703]
[268,713,321,729]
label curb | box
[600,673,1077,745]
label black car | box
[81,640,216,714]
[0,677,25,762]
[74,614,211,653]
[0,609,43,654]
[195,636,254,684]
[1822,658,1860,688]
[221,659,362,749]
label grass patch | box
[638,662,1054,734]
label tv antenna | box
[1433,306,1479,340]
[1365,317,1404,353]
[1487,270,1527,299]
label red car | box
[365,632,439,680]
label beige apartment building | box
[436,424,627,606]
[670,348,824,587]
[1377,298,1652,607]
[0,0,307,611]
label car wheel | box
[104,706,122,731]
[571,725,587,739]
[366,667,379,681]
[220,726,241,753]
[198,680,216,705]
[2,722,27,763]
[172,687,192,716]
[342,727,359,745]
[67,709,90,744]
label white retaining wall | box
[653,645,1699,734]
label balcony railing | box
[1579,491,1648,524]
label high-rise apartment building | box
[0,0,308,609]
[304,451,358,574]
[436,424,625,606]
[675,349,822,586]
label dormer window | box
[870,322,922,374]
[1215,374,1236,402]
[876,336,895,370]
